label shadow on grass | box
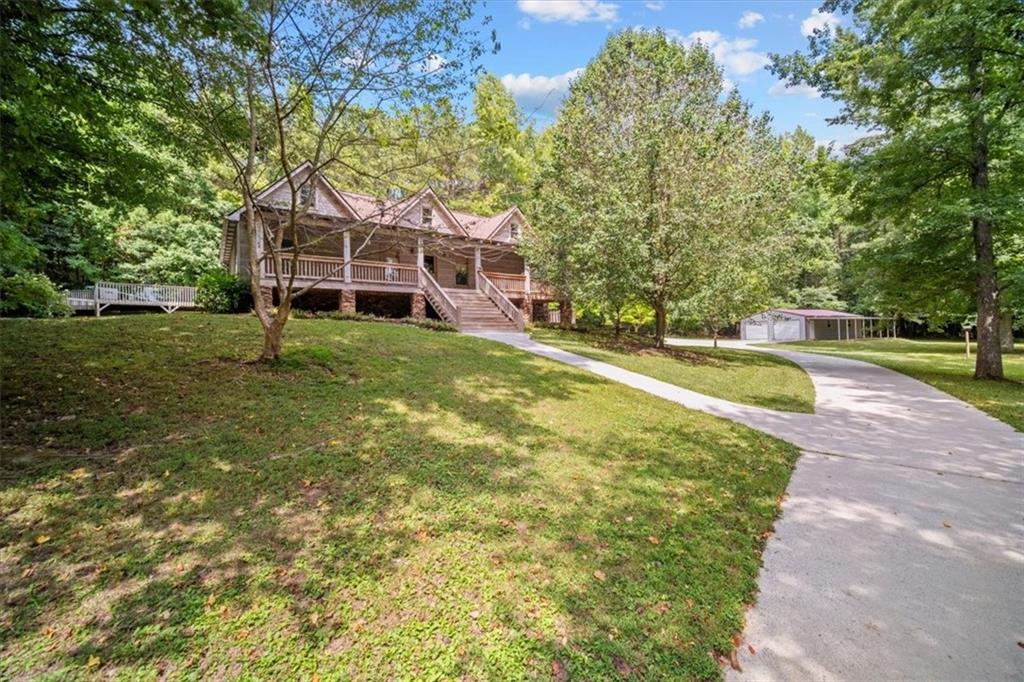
[1,314,796,678]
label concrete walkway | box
[472,332,1024,681]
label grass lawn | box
[1,314,797,680]
[530,327,816,413]
[776,339,1024,431]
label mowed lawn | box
[530,327,815,413]
[777,339,1024,431]
[0,314,797,680]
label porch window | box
[421,206,433,227]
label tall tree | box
[772,0,1024,378]
[159,0,489,360]
[531,29,795,347]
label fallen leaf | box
[647,535,660,545]
[309,612,319,625]
[748,644,757,655]
[21,566,35,579]
[551,659,569,682]
[87,655,101,668]
[728,648,742,672]
[942,520,952,528]
[613,655,632,676]
[35,535,50,545]
[205,594,217,607]
[469,610,480,620]
[593,569,606,582]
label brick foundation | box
[411,293,426,320]
[338,289,356,313]
[518,296,532,323]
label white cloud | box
[645,1,665,10]
[801,9,839,36]
[722,78,736,93]
[421,54,446,73]
[681,30,770,76]
[768,80,821,98]
[738,10,765,29]
[517,0,618,24]
[501,68,584,118]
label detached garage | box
[740,309,877,343]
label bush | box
[196,270,251,313]
[0,273,72,318]
[291,308,458,332]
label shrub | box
[291,308,457,332]
[0,273,72,318]
[196,269,251,313]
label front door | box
[423,255,436,276]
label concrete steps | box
[444,289,520,332]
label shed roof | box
[774,308,865,319]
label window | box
[455,266,468,286]
[509,223,520,240]
[423,255,436,275]
[299,184,316,208]
[421,206,433,227]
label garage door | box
[772,317,803,342]
[743,319,769,341]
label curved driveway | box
[473,332,1024,680]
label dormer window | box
[421,206,433,227]
[509,223,520,240]
[299,184,316,208]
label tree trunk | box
[260,321,284,361]
[613,314,622,338]
[712,328,719,348]
[999,312,1015,352]
[968,44,1003,379]
[653,301,667,348]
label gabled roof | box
[225,162,525,244]
[225,160,360,222]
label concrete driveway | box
[473,332,1024,680]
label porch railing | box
[419,266,460,327]
[264,254,418,286]
[481,271,527,295]
[477,270,524,331]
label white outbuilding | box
[740,308,891,343]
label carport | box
[740,309,896,342]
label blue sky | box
[468,0,859,147]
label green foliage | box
[772,0,1024,375]
[1,314,797,678]
[292,309,458,332]
[0,272,70,318]
[531,29,800,345]
[114,207,223,285]
[196,270,251,314]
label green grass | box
[1,314,797,680]
[530,327,816,413]
[776,339,1024,431]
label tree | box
[532,30,796,347]
[159,0,489,360]
[772,0,1024,378]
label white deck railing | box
[481,271,527,295]
[351,260,418,285]
[477,270,524,331]
[66,282,197,315]
[419,267,460,327]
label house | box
[220,162,562,331]
[740,308,891,342]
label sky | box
[467,0,860,148]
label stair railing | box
[419,266,460,327]
[477,270,524,331]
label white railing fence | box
[66,282,197,315]
[419,267,460,327]
[477,270,524,331]
[352,260,418,285]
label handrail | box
[419,266,460,327]
[477,270,524,331]
[481,271,528,294]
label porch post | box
[342,230,352,283]
[417,237,424,270]
[524,263,531,296]
[474,246,482,289]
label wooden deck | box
[67,282,198,315]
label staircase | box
[444,289,521,332]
